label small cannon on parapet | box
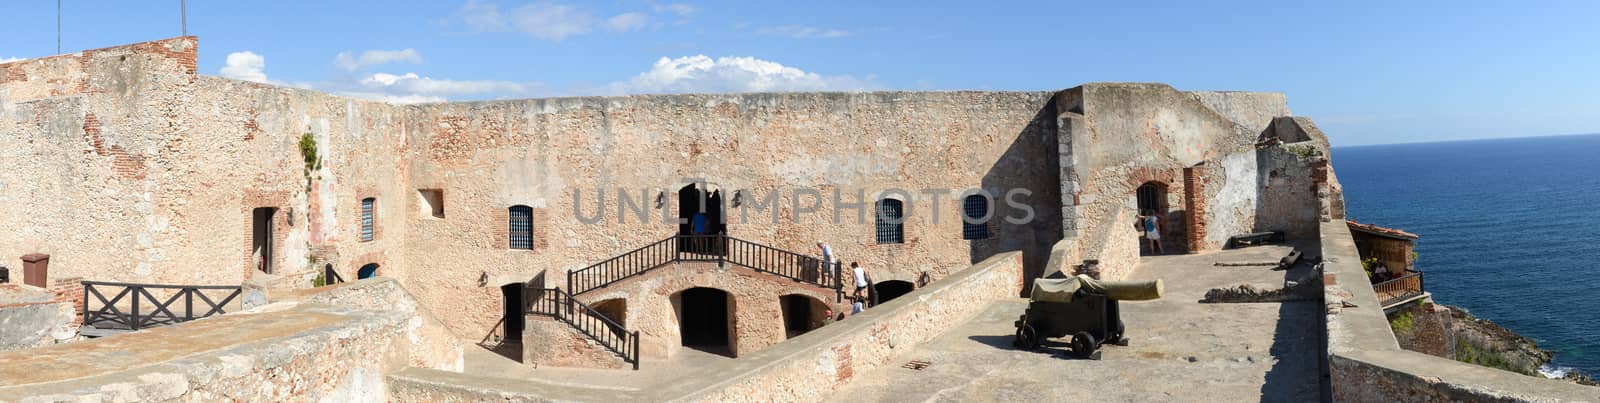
[1014,275,1163,359]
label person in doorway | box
[690,212,708,252]
[851,296,865,314]
[851,262,868,299]
[1140,210,1164,255]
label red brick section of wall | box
[80,113,149,180]
[0,36,195,97]
[1183,164,1209,253]
[49,277,85,325]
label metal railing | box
[1374,270,1425,308]
[568,234,839,297]
[527,287,641,370]
[82,280,242,331]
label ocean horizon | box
[1334,132,1600,377]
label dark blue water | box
[1335,133,1600,377]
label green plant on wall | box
[1285,144,1320,160]
[1389,311,1414,334]
[298,131,320,191]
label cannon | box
[1014,275,1163,359]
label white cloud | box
[0,56,23,63]
[219,51,269,83]
[456,0,508,31]
[610,55,873,94]
[605,12,649,32]
[758,25,850,39]
[333,72,536,104]
[456,1,598,41]
[334,49,422,71]
[653,3,697,16]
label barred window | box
[360,198,375,242]
[962,194,991,240]
[509,205,533,250]
[875,199,904,244]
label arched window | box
[962,194,991,240]
[875,199,904,244]
[360,198,376,242]
[509,205,533,250]
[1136,183,1164,214]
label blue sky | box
[1,1,1596,146]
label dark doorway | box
[874,280,915,305]
[592,298,627,327]
[677,184,726,255]
[357,263,379,279]
[1136,181,1178,255]
[779,294,827,338]
[501,283,525,343]
[251,207,277,274]
[676,287,733,355]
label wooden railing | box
[81,281,242,332]
[1374,270,1425,308]
[567,234,839,297]
[527,287,641,370]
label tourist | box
[816,242,835,282]
[851,262,868,299]
[820,309,834,327]
[690,211,709,252]
[1141,210,1164,255]
[851,296,865,314]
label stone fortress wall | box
[1,36,1327,357]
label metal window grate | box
[509,205,533,250]
[1137,183,1160,213]
[962,195,990,240]
[875,199,904,244]
[360,198,375,242]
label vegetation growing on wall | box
[1455,337,1530,375]
[298,131,321,179]
[1285,144,1320,160]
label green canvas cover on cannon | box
[1030,275,1164,303]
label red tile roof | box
[1347,220,1419,240]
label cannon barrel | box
[1078,276,1164,301]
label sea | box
[1333,133,1600,378]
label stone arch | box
[591,298,627,327]
[357,263,380,279]
[670,286,736,357]
[873,280,916,306]
[778,293,828,338]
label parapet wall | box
[1320,220,1599,401]
[0,278,463,401]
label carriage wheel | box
[1071,331,1097,359]
[1015,324,1040,350]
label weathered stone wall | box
[0,37,412,290]
[1321,220,1599,401]
[401,92,1063,340]
[0,285,75,351]
[0,277,462,401]
[570,261,843,359]
[661,251,1023,401]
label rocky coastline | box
[1391,302,1596,386]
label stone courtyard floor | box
[449,244,1324,402]
[828,244,1324,402]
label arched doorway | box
[591,298,627,327]
[357,263,379,279]
[779,294,828,338]
[674,287,734,356]
[874,280,915,306]
[500,283,525,343]
[677,184,725,255]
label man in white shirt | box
[852,262,868,299]
[816,242,835,282]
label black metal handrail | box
[568,234,840,296]
[528,287,641,370]
[567,236,678,295]
[82,280,243,331]
[1374,270,1425,308]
